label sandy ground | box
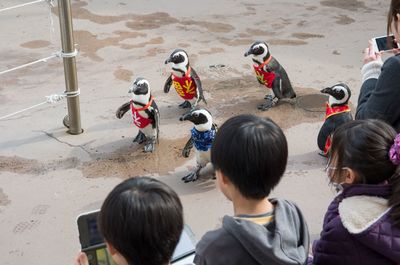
[0,0,390,264]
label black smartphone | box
[77,210,196,265]
[372,34,399,53]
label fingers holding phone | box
[363,41,382,65]
[73,252,89,265]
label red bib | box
[171,67,197,100]
[130,97,154,129]
[324,103,351,120]
[253,56,276,88]
[323,103,351,155]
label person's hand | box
[363,41,382,65]
[73,252,89,265]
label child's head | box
[99,177,183,265]
[211,114,288,200]
[327,119,398,185]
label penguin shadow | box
[158,170,217,196]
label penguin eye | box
[193,112,199,117]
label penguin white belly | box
[196,150,210,167]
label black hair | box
[328,119,400,227]
[99,177,183,265]
[211,114,288,199]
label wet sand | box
[0,0,389,264]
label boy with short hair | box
[194,115,309,265]
[74,177,184,265]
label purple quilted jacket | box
[308,183,400,265]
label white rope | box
[0,0,48,13]
[0,89,80,120]
[0,53,58,76]
[0,49,79,76]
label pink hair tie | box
[389,134,400,165]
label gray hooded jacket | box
[194,199,309,265]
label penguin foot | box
[258,95,278,111]
[133,131,147,144]
[178,101,192,109]
[182,171,199,183]
[143,140,156,153]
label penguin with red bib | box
[245,41,296,111]
[179,108,217,182]
[116,77,160,152]
[317,83,353,156]
[164,49,206,109]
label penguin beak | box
[244,49,253,57]
[165,57,171,64]
[179,112,192,122]
[320,87,331,95]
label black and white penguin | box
[244,41,296,111]
[116,77,160,152]
[317,83,353,156]
[164,49,206,109]
[179,108,217,182]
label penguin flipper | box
[182,137,194,157]
[116,102,130,119]
[150,102,160,144]
[191,68,207,105]
[163,74,173,93]
[317,120,335,151]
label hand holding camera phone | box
[372,34,399,53]
[77,210,196,265]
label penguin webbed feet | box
[258,95,278,111]
[179,101,192,109]
[182,166,201,183]
[143,137,156,153]
[133,131,147,144]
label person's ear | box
[343,168,358,184]
[106,242,117,255]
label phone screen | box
[375,35,399,51]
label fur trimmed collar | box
[339,195,391,234]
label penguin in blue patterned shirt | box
[179,108,217,182]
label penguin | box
[116,77,160,153]
[179,108,217,182]
[244,41,296,111]
[317,83,353,156]
[164,49,206,109]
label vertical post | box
[57,0,82,134]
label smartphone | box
[372,34,399,53]
[77,210,196,265]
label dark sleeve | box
[356,56,400,126]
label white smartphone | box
[372,34,399,53]
[77,210,196,265]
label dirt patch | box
[0,188,10,207]
[74,30,149,61]
[81,138,191,178]
[20,40,51,49]
[219,38,254,46]
[180,20,235,33]
[335,15,355,25]
[292,33,325,40]
[0,156,79,175]
[120,37,164,50]
[198,47,225,55]
[320,0,367,11]
[126,12,179,30]
[114,68,133,82]
[246,29,276,36]
[268,39,308,46]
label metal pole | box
[57,0,82,134]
